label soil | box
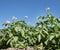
[0,47,34,50]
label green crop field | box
[0,14,60,50]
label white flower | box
[47,7,50,10]
[12,16,17,20]
[46,7,50,11]
[5,20,10,24]
[24,16,28,19]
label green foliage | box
[0,14,60,50]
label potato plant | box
[0,14,60,50]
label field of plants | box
[0,14,60,50]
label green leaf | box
[13,36,18,42]
[9,33,13,37]
[21,30,25,37]
[43,30,48,35]
[38,35,41,42]
[15,27,21,32]
[49,35,55,40]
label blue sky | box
[0,0,60,29]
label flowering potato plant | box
[0,14,60,50]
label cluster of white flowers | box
[12,16,17,20]
[5,20,10,24]
[5,16,17,24]
[24,16,28,19]
[46,7,50,12]
[5,16,29,25]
